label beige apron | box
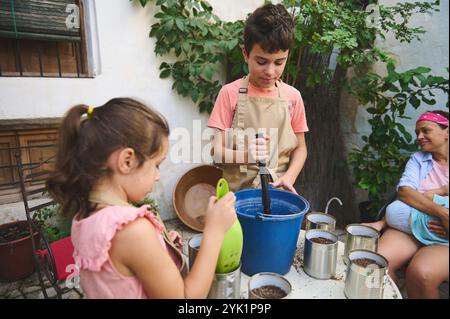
[89,192,187,277]
[221,76,298,191]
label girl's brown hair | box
[47,98,169,219]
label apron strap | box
[237,77,250,173]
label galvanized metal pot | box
[305,212,337,232]
[208,264,241,299]
[188,234,202,272]
[343,224,380,265]
[344,250,388,299]
[248,272,291,299]
[303,229,338,279]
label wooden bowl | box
[173,165,222,232]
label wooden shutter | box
[0,0,81,42]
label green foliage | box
[33,205,70,245]
[133,0,245,113]
[133,0,440,112]
[132,0,447,215]
[348,65,449,214]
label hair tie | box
[87,106,94,118]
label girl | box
[47,98,237,298]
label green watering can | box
[215,178,243,274]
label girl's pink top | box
[71,205,171,299]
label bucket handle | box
[256,211,304,220]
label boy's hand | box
[248,135,270,164]
[271,175,298,194]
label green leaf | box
[175,19,185,32]
[409,95,421,108]
[191,89,200,103]
[160,69,171,79]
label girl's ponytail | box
[47,104,93,218]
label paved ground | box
[1,219,447,299]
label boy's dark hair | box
[47,98,170,219]
[431,110,449,129]
[244,3,295,54]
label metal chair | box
[15,144,83,299]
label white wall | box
[0,0,267,221]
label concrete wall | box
[0,0,269,222]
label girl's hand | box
[168,230,182,249]
[248,135,270,164]
[271,175,298,194]
[204,192,237,234]
[428,219,448,239]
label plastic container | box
[235,188,309,276]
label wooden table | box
[239,231,402,299]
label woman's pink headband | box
[417,112,449,127]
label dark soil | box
[310,237,335,244]
[352,258,381,268]
[252,285,287,299]
[0,223,30,244]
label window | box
[0,120,59,204]
[0,0,90,77]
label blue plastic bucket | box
[235,188,309,276]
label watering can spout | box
[325,197,343,215]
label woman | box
[368,110,449,299]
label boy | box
[208,3,308,192]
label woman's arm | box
[398,186,449,231]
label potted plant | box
[0,204,69,282]
[348,63,449,220]
[0,220,40,282]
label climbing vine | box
[133,0,440,114]
[132,0,447,217]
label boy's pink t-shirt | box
[208,78,309,133]
[71,205,172,299]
